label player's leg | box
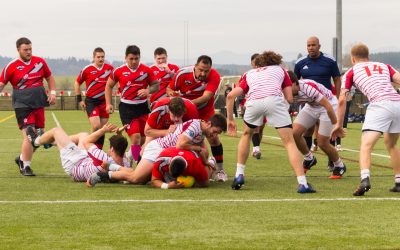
[30,127,74,150]
[207,134,227,182]
[251,126,261,159]
[68,132,89,149]
[384,133,400,192]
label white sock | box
[304,152,314,161]
[297,175,308,188]
[23,160,31,168]
[253,146,260,153]
[395,174,400,184]
[108,163,121,171]
[360,169,370,180]
[333,158,344,168]
[108,171,113,179]
[235,163,245,177]
[34,136,41,146]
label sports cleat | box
[329,164,347,179]
[86,173,101,188]
[297,183,316,193]
[389,183,400,192]
[15,156,24,173]
[216,170,228,182]
[327,161,334,172]
[252,151,261,160]
[21,166,36,176]
[26,126,39,149]
[303,156,317,173]
[231,174,244,190]
[353,177,371,196]
[37,128,53,149]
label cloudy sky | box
[0,0,398,64]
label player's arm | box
[191,90,213,106]
[331,89,348,140]
[333,76,341,98]
[74,80,85,110]
[282,86,293,104]
[176,134,202,152]
[144,122,170,138]
[46,75,57,105]
[83,123,117,150]
[226,87,243,136]
[151,177,184,189]
[391,72,400,87]
[105,77,116,114]
[318,97,337,125]
[148,80,160,94]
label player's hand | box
[79,101,86,111]
[115,124,128,135]
[106,104,114,114]
[48,93,56,105]
[102,123,118,133]
[137,89,149,98]
[168,181,185,189]
[227,120,237,137]
[331,124,346,141]
[168,124,177,133]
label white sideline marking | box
[237,131,391,159]
[51,112,62,128]
[1,197,400,204]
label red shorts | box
[85,99,109,119]
[15,107,45,129]
[126,114,148,136]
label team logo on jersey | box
[23,118,28,124]
[179,152,184,155]
[302,65,309,70]
[90,70,97,74]
[188,130,195,137]
[123,72,130,76]
[140,71,144,75]
[154,71,159,75]
[17,66,24,70]
[185,80,192,85]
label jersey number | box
[364,65,383,76]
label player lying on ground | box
[26,123,129,182]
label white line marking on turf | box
[1,198,400,204]
[51,112,62,128]
[237,131,391,159]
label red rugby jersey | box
[150,63,179,103]
[76,63,114,100]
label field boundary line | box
[0,114,15,123]
[51,112,62,128]
[1,197,400,204]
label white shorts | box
[294,100,338,137]
[244,96,292,128]
[363,100,400,133]
[142,140,163,162]
[60,143,88,176]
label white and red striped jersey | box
[342,62,400,103]
[76,63,114,100]
[295,79,335,106]
[71,145,129,182]
[156,119,203,148]
[238,65,292,101]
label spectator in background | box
[0,37,56,176]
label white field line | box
[237,130,390,159]
[51,112,62,128]
[1,197,400,204]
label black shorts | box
[119,101,150,125]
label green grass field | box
[0,110,399,249]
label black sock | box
[304,136,312,149]
[313,138,318,146]
[336,137,341,145]
[211,144,223,170]
[95,135,105,149]
[252,133,261,147]
[330,139,336,146]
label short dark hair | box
[16,37,31,48]
[169,156,187,178]
[168,97,186,117]
[154,47,167,56]
[126,45,141,57]
[209,113,227,132]
[287,70,299,85]
[93,47,105,57]
[109,135,128,157]
[251,53,259,62]
[196,55,212,66]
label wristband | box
[161,183,169,189]
[76,94,82,103]
[50,90,56,95]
